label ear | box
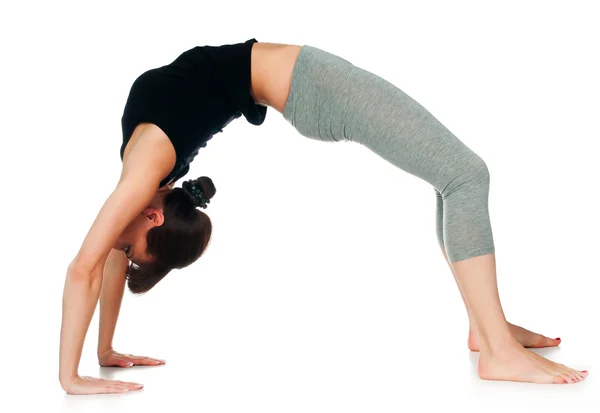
[143,208,165,227]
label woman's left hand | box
[98,348,166,367]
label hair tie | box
[189,184,210,209]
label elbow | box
[67,261,87,278]
[65,264,104,292]
[68,249,111,279]
[67,260,102,282]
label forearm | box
[59,265,103,386]
[97,250,128,356]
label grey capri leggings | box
[283,45,495,263]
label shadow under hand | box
[98,365,163,380]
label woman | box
[59,39,587,395]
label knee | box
[468,155,490,184]
[440,155,490,198]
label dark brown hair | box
[125,176,216,294]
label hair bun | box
[182,176,216,209]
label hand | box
[98,348,166,367]
[62,375,143,395]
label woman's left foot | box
[468,323,561,352]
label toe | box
[552,375,567,384]
[559,372,574,384]
[565,373,578,384]
[550,337,561,346]
[572,370,584,381]
[526,334,560,349]
[538,336,560,348]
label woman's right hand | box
[61,375,143,395]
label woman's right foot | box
[478,344,588,384]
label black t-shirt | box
[120,38,267,188]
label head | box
[116,176,216,294]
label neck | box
[150,189,170,209]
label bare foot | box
[478,344,588,384]
[469,323,561,352]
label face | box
[115,191,168,264]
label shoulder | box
[121,123,176,181]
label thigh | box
[285,45,483,191]
[340,70,483,191]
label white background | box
[1,0,598,412]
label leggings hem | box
[448,246,496,264]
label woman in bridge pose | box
[58,38,587,394]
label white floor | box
[2,1,599,412]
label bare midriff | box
[250,42,302,114]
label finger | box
[118,355,164,366]
[117,381,144,390]
[110,383,144,390]
[110,354,165,366]
[114,353,166,364]
[67,387,127,395]
[129,356,151,361]
[73,384,132,395]
[133,358,164,366]
[102,360,134,368]
[127,355,156,362]
[99,378,143,388]
[111,354,136,364]
[99,356,131,367]
[103,386,134,394]
[143,357,166,364]
[71,378,141,394]
[92,379,141,391]
[98,384,143,394]
[111,380,144,388]
[123,354,165,362]
[142,357,166,364]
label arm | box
[96,248,166,367]
[58,124,176,394]
[97,248,129,357]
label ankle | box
[477,331,520,355]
